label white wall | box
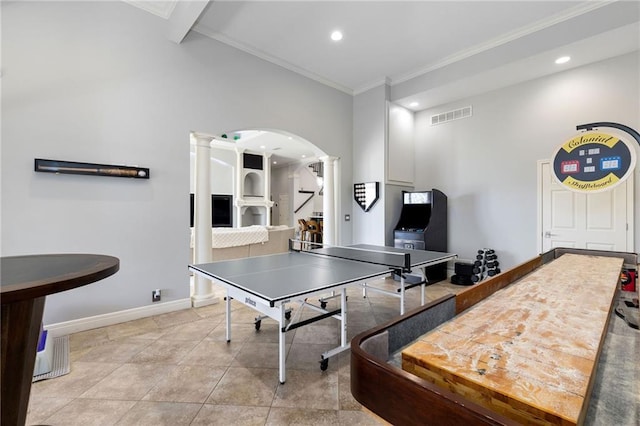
[386,103,416,246]
[352,85,387,245]
[414,52,640,268]
[1,1,353,325]
[189,148,235,195]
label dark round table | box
[1,253,119,426]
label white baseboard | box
[45,298,193,338]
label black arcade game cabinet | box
[394,189,448,283]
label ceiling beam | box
[167,0,210,44]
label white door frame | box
[536,159,634,253]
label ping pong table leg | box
[225,290,232,343]
[400,275,406,315]
[278,306,286,384]
[420,267,427,306]
[340,288,347,347]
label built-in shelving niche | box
[241,205,266,226]
[242,171,263,197]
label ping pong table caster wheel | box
[320,301,327,309]
[320,357,329,371]
[255,320,261,331]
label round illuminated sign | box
[552,131,636,193]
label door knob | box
[544,231,558,238]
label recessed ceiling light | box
[273,161,277,165]
[302,154,306,158]
[555,56,571,64]
[260,145,266,149]
[409,102,419,107]
[330,30,343,42]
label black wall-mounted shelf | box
[35,159,150,179]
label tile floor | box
[27,277,465,426]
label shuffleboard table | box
[350,248,636,426]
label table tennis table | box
[189,242,456,383]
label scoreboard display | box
[552,131,636,193]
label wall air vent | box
[430,106,472,126]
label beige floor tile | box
[293,324,340,345]
[229,305,270,324]
[75,339,150,363]
[27,280,477,425]
[142,365,226,403]
[206,367,279,406]
[232,341,290,369]
[205,322,262,343]
[286,342,341,370]
[106,317,162,340]
[245,322,297,344]
[69,327,111,352]
[159,317,221,341]
[338,362,360,411]
[69,345,96,363]
[347,323,378,340]
[115,401,201,425]
[192,301,228,318]
[272,369,339,410]
[80,363,172,400]
[344,303,378,326]
[41,398,136,426]
[191,404,270,426]
[26,396,73,425]
[30,361,120,398]
[338,409,388,425]
[128,339,199,364]
[265,407,340,425]
[152,308,203,329]
[179,339,243,367]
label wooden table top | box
[1,253,119,304]
[402,253,623,425]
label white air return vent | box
[431,106,472,126]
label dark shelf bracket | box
[294,190,315,214]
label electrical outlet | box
[152,289,161,302]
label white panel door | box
[278,194,290,226]
[540,161,632,252]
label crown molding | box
[193,26,354,95]
[391,0,617,86]
[123,0,178,19]
[126,0,619,97]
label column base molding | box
[191,294,220,308]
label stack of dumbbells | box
[471,248,501,283]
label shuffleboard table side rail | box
[574,255,630,424]
[454,254,544,315]
[552,242,637,423]
[550,247,638,266]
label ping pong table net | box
[288,239,412,273]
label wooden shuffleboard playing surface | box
[401,253,623,425]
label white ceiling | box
[127,0,640,165]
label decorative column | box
[263,152,273,225]
[191,132,219,308]
[320,156,339,245]
[235,148,244,226]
